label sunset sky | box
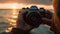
[0,0,53,9]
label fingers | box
[16,11,24,28]
[16,11,32,31]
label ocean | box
[0,9,20,33]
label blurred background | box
[0,0,54,34]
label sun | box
[12,3,18,9]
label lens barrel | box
[23,12,42,27]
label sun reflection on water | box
[5,9,19,32]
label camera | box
[19,6,53,28]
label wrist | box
[11,28,29,34]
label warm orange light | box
[5,27,13,32]
[0,3,26,9]
[12,3,18,9]
[0,3,53,9]
[13,12,16,15]
[11,3,27,9]
[12,16,17,18]
[8,19,16,23]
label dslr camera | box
[18,6,53,28]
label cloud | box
[0,0,52,5]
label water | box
[0,9,19,33]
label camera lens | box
[25,12,42,26]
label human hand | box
[16,11,33,31]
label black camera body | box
[19,6,53,28]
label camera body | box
[19,6,53,28]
